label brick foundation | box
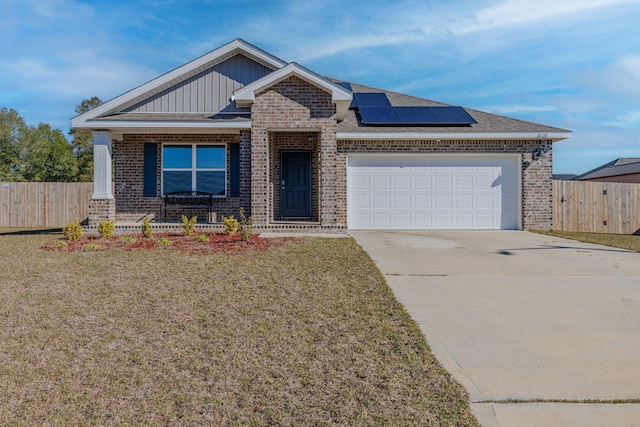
[88,197,116,227]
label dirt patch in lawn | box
[42,232,299,255]
[1,230,478,426]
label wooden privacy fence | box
[553,180,640,234]
[0,182,93,228]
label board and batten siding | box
[0,182,94,228]
[123,54,273,114]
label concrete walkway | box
[351,230,640,426]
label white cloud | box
[454,0,638,34]
[604,110,640,128]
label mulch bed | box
[42,232,301,255]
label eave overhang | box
[336,131,572,142]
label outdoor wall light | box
[533,144,551,160]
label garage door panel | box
[348,155,520,230]
[414,176,432,190]
[372,176,391,190]
[455,194,473,209]
[393,194,411,209]
[435,176,453,190]
[435,195,452,209]
[393,175,412,191]
[372,194,390,209]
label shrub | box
[222,215,239,235]
[193,234,209,242]
[180,215,197,236]
[238,207,253,242]
[82,243,100,251]
[156,237,172,247]
[55,241,68,247]
[141,216,153,238]
[97,220,115,238]
[62,220,82,241]
[119,236,136,245]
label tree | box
[0,107,26,181]
[69,96,102,182]
[20,123,78,182]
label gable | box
[122,54,274,115]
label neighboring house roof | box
[574,158,640,180]
[72,39,571,142]
[553,174,578,180]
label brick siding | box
[112,133,250,223]
[102,77,554,231]
[250,76,337,226]
[336,139,554,230]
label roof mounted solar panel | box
[429,106,477,124]
[358,106,400,124]
[350,92,392,109]
[394,107,438,124]
[335,81,352,91]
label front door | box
[280,151,312,218]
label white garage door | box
[347,155,520,230]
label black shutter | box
[143,143,158,197]
[229,143,240,197]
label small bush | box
[97,220,115,238]
[62,220,82,241]
[119,236,136,245]
[55,241,68,247]
[156,237,172,247]
[193,234,209,242]
[222,215,239,235]
[180,215,197,236]
[238,207,253,242]
[141,216,153,238]
[82,243,100,251]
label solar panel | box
[358,106,400,124]
[394,107,437,124]
[335,81,352,91]
[429,107,477,124]
[351,92,392,109]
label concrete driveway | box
[350,231,640,426]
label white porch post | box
[92,131,113,199]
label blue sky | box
[1,0,639,174]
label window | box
[162,144,226,196]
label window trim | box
[161,143,227,197]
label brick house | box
[72,39,570,232]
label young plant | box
[141,215,153,238]
[97,220,115,238]
[82,243,100,251]
[180,215,197,236]
[62,220,82,241]
[238,207,253,242]
[156,237,172,247]
[119,236,136,245]
[221,215,239,235]
[193,234,209,242]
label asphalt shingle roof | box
[575,158,640,180]
[336,82,569,134]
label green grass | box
[0,229,477,426]
[533,230,640,252]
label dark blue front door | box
[280,151,312,218]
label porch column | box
[88,131,116,226]
[92,131,113,199]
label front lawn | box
[534,230,640,252]
[0,229,477,426]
